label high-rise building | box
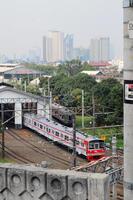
[73,47,89,61]
[90,37,110,62]
[43,31,64,63]
[42,36,47,63]
[90,39,100,62]
[42,36,52,63]
[64,34,74,61]
[99,37,110,62]
[49,31,64,62]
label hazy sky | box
[0,0,123,58]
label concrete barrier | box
[0,164,109,200]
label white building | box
[43,31,64,63]
[90,37,110,62]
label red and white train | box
[23,113,106,161]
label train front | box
[84,137,106,161]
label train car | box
[23,113,106,161]
[52,103,73,127]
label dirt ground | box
[0,128,87,169]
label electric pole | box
[1,103,4,159]
[112,136,117,200]
[123,1,133,199]
[92,92,96,133]
[82,90,84,128]
[50,91,52,120]
[72,115,76,167]
[48,77,50,96]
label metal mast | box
[123,0,133,199]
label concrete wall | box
[0,164,109,200]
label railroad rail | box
[6,129,72,167]
[0,142,33,164]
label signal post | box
[123,0,133,199]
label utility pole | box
[123,1,133,199]
[49,91,52,120]
[24,81,27,92]
[82,90,84,128]
[92,92,96,133]
[48,77,50,96]
[72,115,76,167]
[112,136,117,200]
[1,103,4,159]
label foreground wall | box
[0,164,109,200]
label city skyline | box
[0,0,123,59]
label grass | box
[0,158,13,163]
[76,115,94,128]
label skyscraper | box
[64,34,74,61]
[90,37,110,62]
[42,36,47,62]
[99,37,110,62]
[90,39,100,62]
[48,31,64,62]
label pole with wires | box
[82,90,84,128]
[92,92,96,133]
[1,103,5,159]
[72,114,76,167]
[112,136,117,200]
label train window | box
[95,143,99,149]
[34,122,37,126]
[65,135,69,141]
[89,142,94,149]
[52,130,54,134]
[81,142,84,147]
[49,128,51,133]
[40,124,43,129]
[60,133,63,138]
[76,140,80,145]
[55,131,59,136]
[46,127,48,132]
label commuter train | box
[23,113,106,161]
[52,103,73,127]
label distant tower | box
[90,37,110,62]
[48,31,64,62]
[99,37,110,61]
[90,38,100,62]
[64,34,74,61]
[42,36,47,63]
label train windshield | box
[89,140,105,150]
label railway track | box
[0,142,33,164]
[6,129,73,167]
